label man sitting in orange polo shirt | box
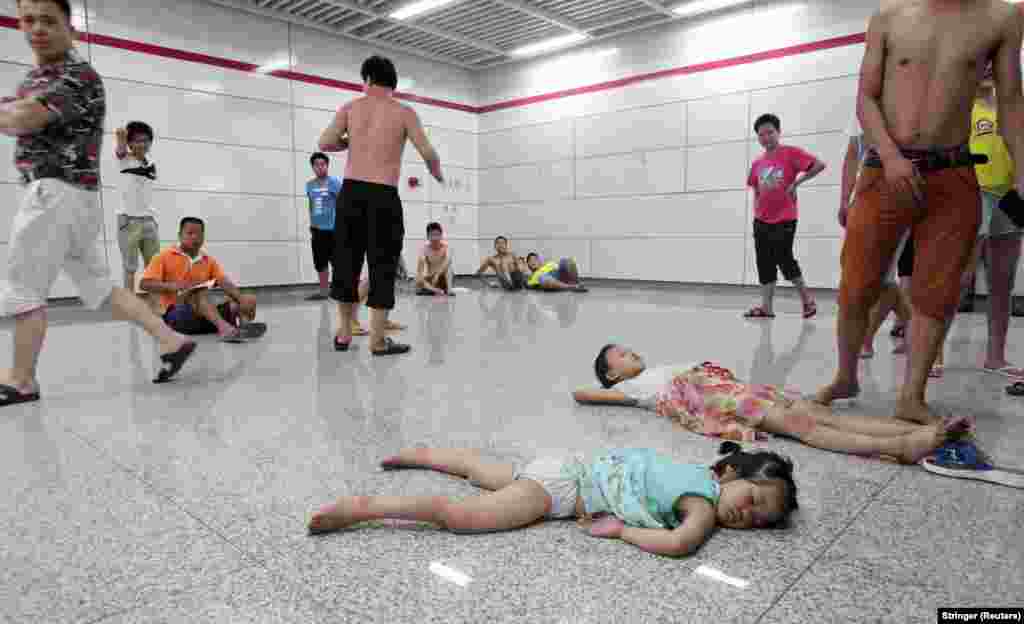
[141,217,263,342]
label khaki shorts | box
[0,179,113,315]
[117,215,160,272]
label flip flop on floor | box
[921,439,1024,488]
[334,336,352,352]
[1007,382,1024,397]
[983,365,1024,380]
[372,337,411,356]
[0,384,40,407]
[154,341,196,383]
[803,301,817,319]
[743,306,775,319]
[239,322,267,339]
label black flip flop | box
[0,384,40,407]
[154,341,196,384]
[371,337,411,356]
[334,336,352,352]
[1008,382,1024,397]
[239,322,267,339]
[416,288,435,296]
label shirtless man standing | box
[475,236,526,291]
[318,55,443,355]
[817,1,1024,424]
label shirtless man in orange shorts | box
[817,1,1024,424]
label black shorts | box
[163,301,236,335]
[753,219,803,285]
[331,179,404,310]
[310,227,335,272]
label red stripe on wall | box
[0,14,866,115]
[476,33,866,113]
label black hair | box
[494,236,508,245]
[713,441,799,527]
[361,55,398,90]
[594,344,617,389]
[754,113,780,133]
[526,252,540,263]
[179,217,205,233]
[18,0,71,21]
[310,152,329,167]
[125,121,153,143]
[426,222,443,236]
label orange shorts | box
[840,165,980,320]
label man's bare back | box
[320,85,441,187]
[868,0,1019,150]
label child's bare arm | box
[572,389,637,406]
[618,497,716,557]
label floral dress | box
[654,362,802,442]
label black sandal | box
[371,337,411,356]
[154,341,196,383]
[0,384,40,407]
[1008,382,1024,397]
[890,324,905,338]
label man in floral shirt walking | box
[0,0,197,406]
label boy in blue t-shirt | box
[305,152,342,300]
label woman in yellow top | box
[942,66,1023,382]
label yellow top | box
[970,99,1015,196]
[528,261,558,287]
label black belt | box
[864,145,986,172]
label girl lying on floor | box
[572,345,969,464]
[309,442,798,557]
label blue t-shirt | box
[569,448,721,530]
[306,176,341,231]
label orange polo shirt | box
[142,246,226,312]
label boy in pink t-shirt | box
[745,113,825,319]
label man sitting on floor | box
[525,253,588,292]
[416,221,455,296]
[475,235,527,291]
[141,217,263,343]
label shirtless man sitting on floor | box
[475,236,527,291]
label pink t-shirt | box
[747,146,817,223]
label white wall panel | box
[480,161,574,205]
[591,237,745,284]
[479,120,573,168]
[427,126,477,170]
[574,103,685,158]
[575,149,685,198]
[687,93,750,146]
[749,77,857,137]
[686,142,749,192]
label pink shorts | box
[654,362,800,442]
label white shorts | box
[0,179,114,316]
[513,456,582,519]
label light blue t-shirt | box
[306,176,341,231]
[570,448,720,530]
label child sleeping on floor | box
[309,442,798,558]
[572,345,969,464]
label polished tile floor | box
[2,284,1022,623]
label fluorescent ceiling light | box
[390,0,457,20]
[673,0,748,18]
[510,33,589,57]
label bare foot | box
[308,499,364,535]
[899,424,945,464]
[894,400,941,426]
[813,380,860,405]
[385,320,406,331]
[158,332,189,357]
